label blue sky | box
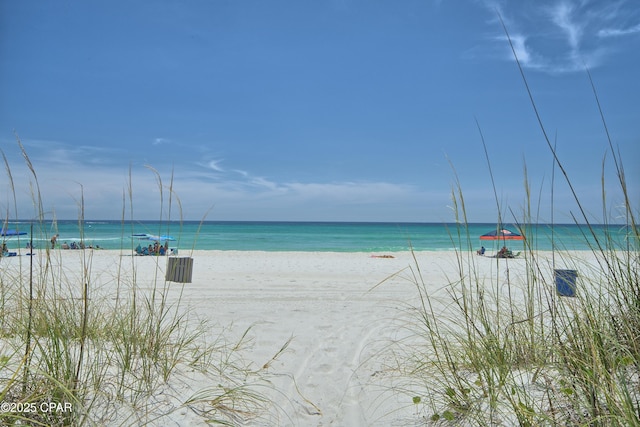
[1,1,638,222]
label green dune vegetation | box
[386,33,639,426]
[0,154,280,426]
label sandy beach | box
[182,250,425,426]
[1,248,603,426]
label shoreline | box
[4,221,626,252]
[2,247,610,255]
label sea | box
[2,220,634,252]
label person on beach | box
[497,246,512,258]
[477,246,486,255]
[51,234,59,248]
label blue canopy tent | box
[132,233,176,255]
[1,228,27,256]
[132,233,175,242]
[1,229,27,237]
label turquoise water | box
[2,221,634,252]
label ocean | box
[3,220,633,252]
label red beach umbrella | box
[479,228,524,241]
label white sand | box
[2,248,603,426]
[125,250,436,426]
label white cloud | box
[248,176,282,192]
[0,136,506,222]
[505,34,533,66]
[549,1,582,50]
[153,137,171,145]
[483,0,639,74]
[598,22,640,37]
[207,159,224,172]
[1,143,435,221]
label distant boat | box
[132,233,175,242]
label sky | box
[0,0,638,223]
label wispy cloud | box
[598,22,640,37]
[153,137,171,145]
[483,0,639,73]
[549,1,582,51]
[17,139,120,167]
[498,33,540,69]
[248,176,283,192]
[207,159,224,172]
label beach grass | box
[385,27,639,426]
[0,145,276,426]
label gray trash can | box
[555,269,577,297]
[166,257,193,283]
